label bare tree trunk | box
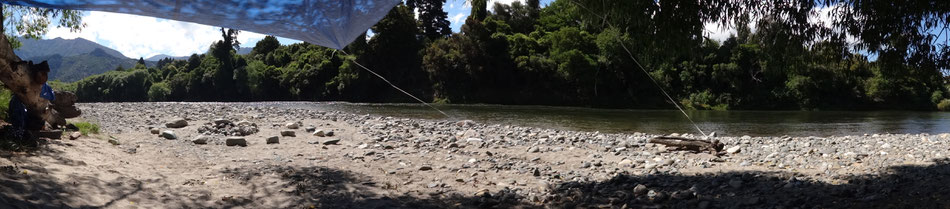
[0,6,55,129]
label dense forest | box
[59,0,950,110]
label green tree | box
[251,35,280,57]
[408,0,452,40]
[2,4,84,49]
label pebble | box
[149,127,160,134]
[660,159,674,166]
[419,166,433,171]
[312,130,326,137]
[644,163,657,170]
[280,130,296,137]
[305,126,316,132]
[165,118,188,128]
[633,184,648,195]
[68,132,82,140]
[226,137,247,147]
[266,136,279,144]
[285,123,299,129]
[474,189,491,197]
[213,118,231,125]
[192,135,210,144]
[726,145,742,154]
[528,147,540,153]
[160,130,177,139]
[323,138,341,145]
[618,159,635,168]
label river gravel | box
[55,102,950,208]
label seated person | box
[8,64,55,139]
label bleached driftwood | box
[648,136,724,154]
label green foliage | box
[408,0,452,40]
[251,36,280,57]
[3,5,84,49]
[72,121,100,135]
[75,70,151,102]
[53,0,949,111]
[47,80,76,93]
[0,87,11,120]
[939,99,950,111]
[147,82,171,101]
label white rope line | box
[570,0,708,137]
[616,39,708,137]
[338,50,450,118]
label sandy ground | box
[1,102,949,209]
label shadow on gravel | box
[209,165,531,209]
[0,141,152,209]
[543,158,950,209]
[199,159,950,209]
[3,144,950,209]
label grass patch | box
[0,87,11,120]
[73,121,100,135]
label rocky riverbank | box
[2,102,949,208]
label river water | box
[272,102,950,137]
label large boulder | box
[226,137,247,146]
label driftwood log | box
[648,136,724,154]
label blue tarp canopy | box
[0,0,402,49]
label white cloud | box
[489,0,520,7]
[703,22,736,42]
[451,13,466,24]
[813,4,858,45]
[45,11,273,59]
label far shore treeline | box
[52,0,950,111]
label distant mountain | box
[15,37,128,59]
[237,47,252,55]
[145,54,189,61]
[15,38,252,82]
[146,47,252,62]
[14,38,154,82]
[27,48,145,82]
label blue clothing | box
[8,96,26,129]
[40,83,55,101]
[8,83,55,130]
